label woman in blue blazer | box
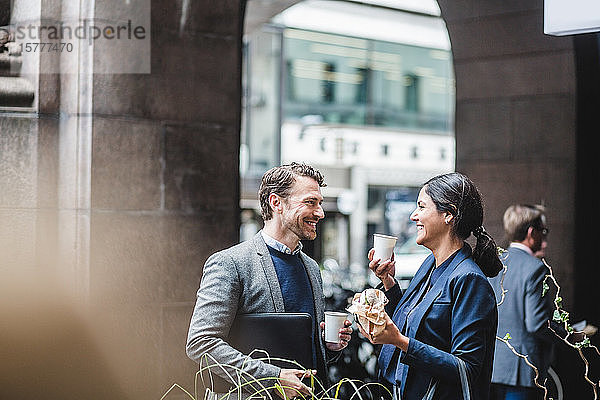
[361,172,502,400]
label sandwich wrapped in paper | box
[347,288,388,336]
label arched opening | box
[238,1,589,397]
[240,0,456,291]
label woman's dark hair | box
[424,172,502,277]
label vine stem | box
[495,335,548,399]
[496,249,509,306]
[495,247,549,398]
[542,258,600,400]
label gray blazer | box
[488,246,554,387]
[186,231,327,391]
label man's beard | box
[285,217,317,241]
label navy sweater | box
[267,245,318,368]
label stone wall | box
[1,0,244,398]
[439,0,577,308]
[88,1,244,396]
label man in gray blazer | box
[489,204,553,400]
[186,162,352,399]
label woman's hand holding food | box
[357,312,408,351]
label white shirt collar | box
[261,230,303,255]
[509,242,534,256]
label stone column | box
[438,0,576,307]
[85,1,244,396]
[1,0,244,398]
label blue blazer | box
[383,245,498,400]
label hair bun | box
[473,226,486,237]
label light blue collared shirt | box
[260,230,303,255]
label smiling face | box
[410,186,451,250]
[278,175,325,244]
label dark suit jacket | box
[488,245,554,387]
[383,245,498,400]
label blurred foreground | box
[0,270,132,400]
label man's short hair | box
[503,204,546,243]
[259,162,326,221]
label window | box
[282,28,454,133]
[410,146,418,159]
[321,62,335,103]
[355,67,370,104]
[404,73,419,112]
[381,144,389,156]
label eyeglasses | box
[529,224,548,237]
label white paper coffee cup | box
[324,311,348,343]
[373,233,397,262]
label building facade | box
[241,0,455,288]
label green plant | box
[541,258,600,399]
[495,247,550,399]
[495,249,600,400]
[161,351,391,400]
[496,331,548,399]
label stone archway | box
[436,2,598,398]
[0,0,587,398]
[241,0,584,395]
[436,0,576,303]
[240,0,577,307]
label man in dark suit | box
[489,204,553,400]
[186,162,352,400]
